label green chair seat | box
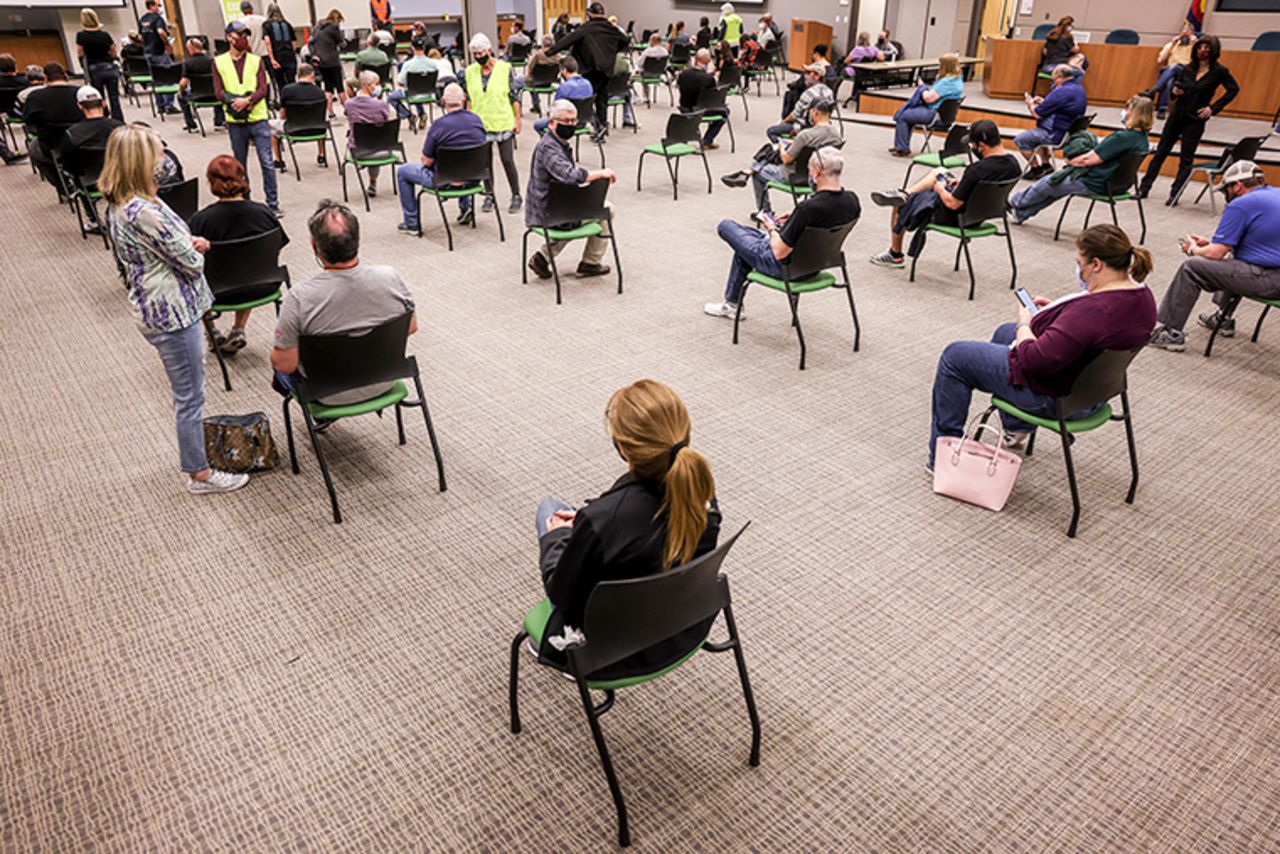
[153,84,179,94]
[282,132,327,142]
[643,142,698,156]
[522,597,705,691]
[574,127,593,137]
[347,153,404,167]
[1036,72,1052,79]
[607,96,626,106]
[407,94,436,105]
[422,184,483,199]
[991,398,1113,433]
[190,98,222,108]
[746,270,836,293]
[927,221,999,238]
[638,76,664,84]
[211,287,283,313]
[913,152,966,168]
[765,180,812,195]
[700,114,725,123]
[529,85,557,94]
[302,379,408,420]
[1087,192,1132,202]
[530,222,604,241]
[1249,296,1280,308]
[131,74,153,84]
[339,53,357,61]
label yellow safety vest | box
[214,51,269,124]
[465,59,515,133]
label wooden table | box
[983,38,1280,121]
[846,56,984,95]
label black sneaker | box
[720,171,749,188]
[1198,311,1235,338]
[457,208,475,226]
[1148,326,1186,351]
[577,262,611,277]
[528,253,553,280]
[274,159,288,172]
[317,155,328,168]
[481,195,495,213]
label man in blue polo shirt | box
[1014,64,1086,171]
[532,56,593,135]
[1149,160,1280,350]
[395,82,489,233]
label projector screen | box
[4,0,126,6]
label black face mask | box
[553,121,576,140]
[474,52,490,65]
[970,144,983,158]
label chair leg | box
[1026,429,1037,456]
[727,118,735,154]
[521,229,530,284]
[635,150,645,192]
[436,194,454,251]
[394,402,406,445]
[1108,200,1118,226]
[339,159,349,202]
[785,285,807,370]
[1004,217,1018,290]
[544,235,563,305]
[699,151,712,195]
[1119,391,1138,505]
[492,195,506,242]
[608,217,623,295]
[1083,198,1095,230]
[412,374,447,492]
[287,139,301,181]
[961,239,976,301]
[952,240,962,272]
[1053,195,1073,242]
[840,261,860,352]
[572,675,630,848]
[1136,196,1146,244]
[1253,305,1271,343]
[302,408,341,524]
[282,396,299,474]
[902,161,914,188]
[722,601,762,767]
[732,284,749,344]
[663,155,678,201]
[909,246,920,282]
[202,316,232,391]
[354,166,370,212]
[508,630,528,733]
[1058,419,1081,538]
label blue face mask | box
[1076,263,1089,291]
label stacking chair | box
[915,97,963,153]
[184,73,224,137]
[694,85,735,152]
[636,111,710,200]
[360,61,393,92]
[403,69,439,130]
[525,62,559,113]
[765,140,844,207]
[717,62,750,121]
[1252,31,1280,51]
[414,143,504,249]
[731,221,860,370]
[64,146,108,248]
[279,100,341,181]
[340,118,406,211]
[1051,113,1096,158]
[521,177,622,305]
[201,229,290,392]
[1104,28,1140,45]
[338,35,358,63]
[1202,294,1280,357]
[0,88,22,152]
[157,176,199,223]
[1031,23,1054,39]
[745,44,780,97]
[1054,150,1148,244]
[903,122,969,186]
[150,63,183,121]
[669,40,692,70]
[569,95,606,167]
[123,56,156,116]
[636,55,673,108]
[1171,134,1268,211]
[981,348,1142,538]
[910,177,1019,300]
[508,525,759,848]
[606,72,636,131]
[282,312,447,524]
[507,40,532,68]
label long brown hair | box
[1076,224,1153,282]
[606,380,716,569]
[1047,15,1074,41]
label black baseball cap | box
[586,2,605,14]
[967,118,1000,147]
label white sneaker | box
[187,469,250,494]
[704,301,745,320]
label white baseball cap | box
[76,84,103,104]
[1221,160,1263,186]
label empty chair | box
[1173,134,1269,212]
[1105,29,1140,45]
[1252,31,1280,51]
[636,111,711,200]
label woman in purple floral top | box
[101,124,249,495]
[843,32,884,74]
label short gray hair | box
[358,69,380,90]
[441,82,465,106]
[1051,63,1073,80]
[810,146,844,178]
[549,98,577,122]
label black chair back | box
[202,228,287,298]
[152,63,183,86]
[1058,348,1141,415]
[662,110,703,146]
[0,87,17,116]
[640,28,656,44]
[214,38,230,54]
[641,55,668,77]
[187,73,218,102]
[362,61,392,86]
[1066,113,1095,135]
[1104,150,1147,196]
[1105,28,1140,45]
[157,177,199,223]
[782,220,858,281]
[572,525,749,676]
[718,62,742,89]
[351,118,402,156]
[1253,31,1280,51]
[1224,135,1269,167]
[932,97,961,130]
[68,145,106,182]
[606,72,632,98]
[696,29,711,48]
[405,69,439,98]
[508,41,532,62]
[695,85,728,112]
[124,56,151,78]
[568,96,596,129]
[527,62,560,88]
[432,143,493,184]
[541,177,611,227]
[784,139,844,187]
[957,177,1018,228]
[282,98,329,134]
[670,42,692,64]
[297,312,415,404]
[939,122,970,160]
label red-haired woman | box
[189,154,288,354]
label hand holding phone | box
[1015,287,1040,315]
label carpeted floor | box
[2,89,1278,852]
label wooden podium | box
[789,19,833,71]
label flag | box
[1186,0,1206,32]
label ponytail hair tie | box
[669,439,689,468]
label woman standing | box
[76,8,123,121]
[532,379,721,680]
[101,125,249,495]
[1138,34,1238,205]
[552,13,572,44]
[308,9,347,114]
[263,3,298,92]
[1041,16,1080,73]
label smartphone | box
[1015,287,1039,315]
[759,211,779,229]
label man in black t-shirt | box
[269,63,330,168]
[868,118,1020,269]
[705,146,861,319]
[60,85,123,179]
[178,39,223,131]
[677,48,727,148]
[24,63,82,191]
[138,0,177,112]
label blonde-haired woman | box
[76,7,123,120]
[889,52,964,156]
[102,124,248,495]
[533,379,720,680]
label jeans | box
[143,320,209,473]
[1139,112,1205,200]
[87,63,124,121]
[584,69,610,132]
[532,116,551,135]
[1157,256,1280,332]
[228,120,279,207]
[388,89,426,120]
[396,162,474,227]
[893,106,936,152]
[702,108,727,144]
[1153,64,1179,110]
[1008,174,1089,223]
[749,160,786,211]
[269,55,297,94]
[717,219,783,303]
[146,54,175,109]
[180,92,224,130]
[536,497,575,538]
[766,121,795,143]
[928,322,1057,467]
[1013,126,1060,152]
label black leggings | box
[484,135,522,200]
[1140,112,1206,199]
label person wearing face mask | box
[927,224,1156,472]
[1149,161,1280,351]
[531,56,592,136]
[768,63,833,143]
[876,30,899,61]
[1006,95,1154,226]
[524,99,618,281]
[869,119,1020,269]
[548,1,629,142]
[465,32,524,215]
[721,99,839,218]
[214,20,282,216]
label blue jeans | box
[766,121,794,143]
[1013,126,1059,152]
[928,322,1057,467]
[1153,65,1179,110]
[87,62,124,122]
[1008,174,1089,224]
[146,54,175,109]
[893,106,936,152]
[749,161,786,211]
[718,219,784,303]
[536,497,575,538]
[143,321,208,473]
[702,108,727,144]
[396,162,474,228]
[388,89,426,120]
[228,121,279,208]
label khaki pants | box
[535,204,613,267]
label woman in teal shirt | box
[889,53,964,156]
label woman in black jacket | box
[1138,34,1239,205]
[533,379,721,681]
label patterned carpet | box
[1,90,1278,851]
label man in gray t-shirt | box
[721,99,842,214]
[272,201,416,406]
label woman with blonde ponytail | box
[927,224,1156,472]
[533,379,721,679]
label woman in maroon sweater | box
[928,225,1157,470]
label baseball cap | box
[1221,159,1263,186]
[76,84,103,104]
[587,2,606,14]
[225,19,248,34]
[967,118,1000,147]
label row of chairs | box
[1028,23,1280,51]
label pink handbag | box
[933,419,1022,511]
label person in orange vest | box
[370,0,392,31]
